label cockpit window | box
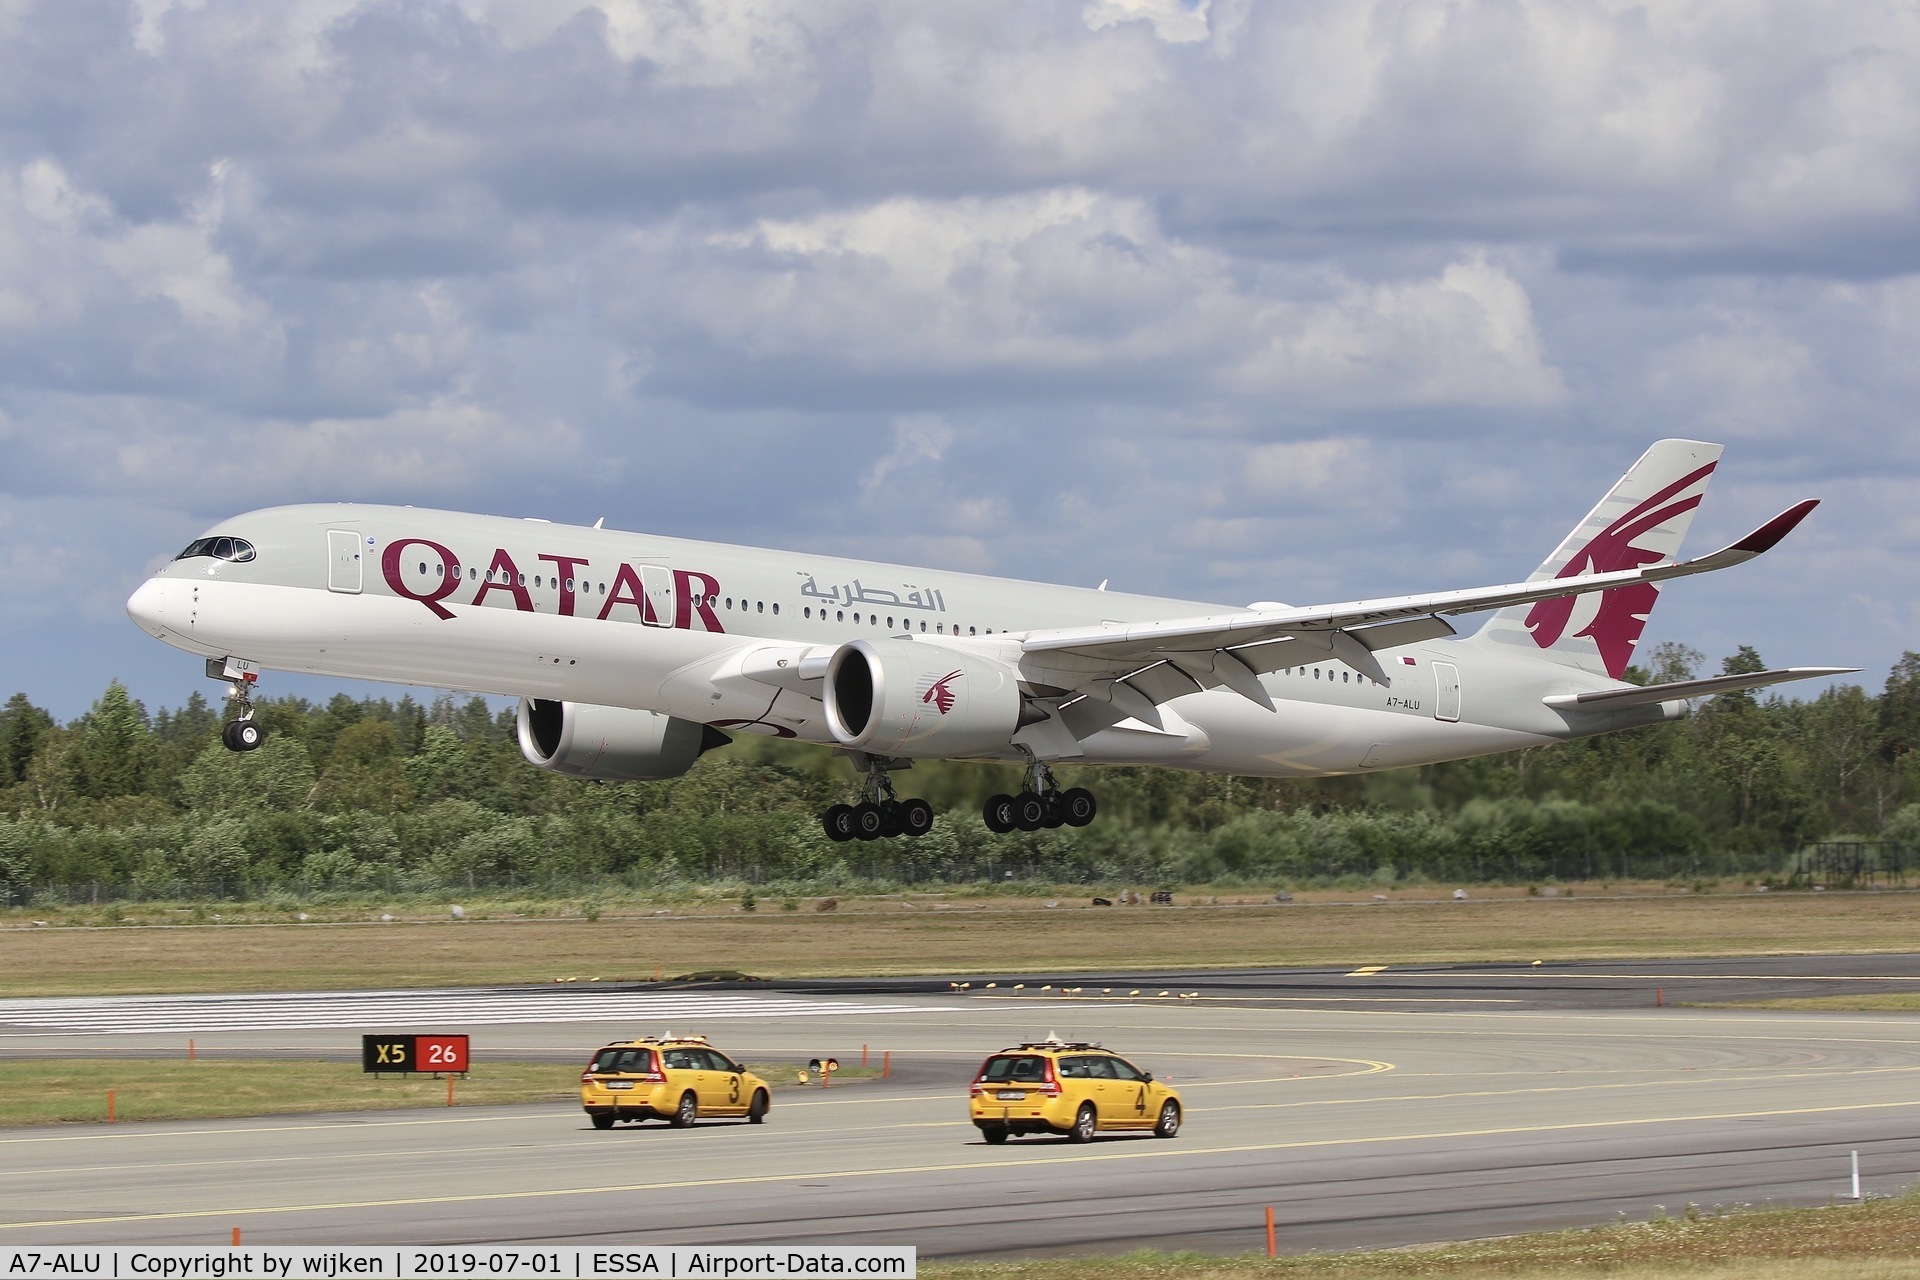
[175,537,256,563]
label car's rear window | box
[589,1047,656,1074]
[979,1054,1049,1083]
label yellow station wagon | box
[581,1035,770,1130]
[968,1040,1181,1144]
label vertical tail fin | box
[1470,439,1723,679]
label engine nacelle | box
[517,699,730,782]
[824,638,1026,757]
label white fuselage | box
[127,503,1667,778]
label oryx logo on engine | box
[919,669,963,715]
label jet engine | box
[517,699,730,782]
[823,638,1031,757]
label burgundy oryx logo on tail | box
[920,669,964,715]
[1523,461,1716,679]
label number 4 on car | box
[580,1035,770,1130]
[969,1039,1181,1145]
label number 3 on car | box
[580,1035,771,1131]
[968,1038,1181,1145]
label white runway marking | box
[0,988,962,1036]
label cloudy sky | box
[2,0,1914,720]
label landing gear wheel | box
[222,721,264,753]
[823,804,856,842]
[983,794,1017,833]
[671,1091,699,1128]
[1153,1099,1180,1138]
[1060,788,1097,827]
[1040,795,1066,829]
[900,798,935,837]
[880,800,904,837]
[590,1113,616,1130]
[1069,1102,1097,1144]
[1013,792,1048,832]
[748,1090,770,1124]
[852,802,887,841]
[981,1125,1009,1145]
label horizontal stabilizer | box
[1542,666,1859,712]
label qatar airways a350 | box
[126,440,1850,841]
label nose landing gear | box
[983,759,1097,834]
[205,656,266,753]
[822,753,936,842]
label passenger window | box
[771,603,778,615]
[1082,1057,1116,1080]
[836,610,844,622]
[1107,1058,1144,1082]
[804,607,811,619]
[757,601,764,613]
[886,616,894,628]
[1056,1058,1088,1079]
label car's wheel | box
[1153,1099,1181,1138]
[980,1125,1009,1145]
[671,1092,698,1128]
[748,1090,770,1124]
[1069,1103,1097,1143]
[590,1113,616,1130]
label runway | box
[2,962,1919,1258]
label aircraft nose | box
[126,577,177,636]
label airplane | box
[126,439,1852,841]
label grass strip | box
[5,892,1920,996]
[1698,993,1920,1013]
[0,1059,876,1126]
[924,1194,1920,1280]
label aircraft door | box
[640,565,673,628]
[1434,661,1461,722]
[327,530,364,594]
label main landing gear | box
[982,760,1097,834]
[822,755,936,842]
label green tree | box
[0,693,54,784]
[71,681,153,801]
[313,720,413,814]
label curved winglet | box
[1730,498,1819,557]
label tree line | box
[2,642,1918,903]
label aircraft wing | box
[1541,666,1859,712]
[1016,499,1819,722]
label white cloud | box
[1083,0,1210,45]
[0,0,1914,716]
